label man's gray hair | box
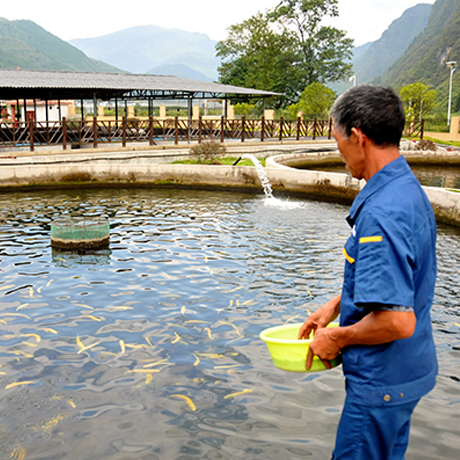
[330,84,405,147]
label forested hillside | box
[0,18,120,72]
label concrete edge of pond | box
[0,142,459,227]
[267,151,460,227]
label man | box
[298,85,438,460]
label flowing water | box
[0,187,458,460]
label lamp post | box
[447,61,457,127]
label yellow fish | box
[455,323,460,328]
[193,354,200,366]
[79,315,102,322]
[9,350,34,358]
[2,313,31,319]
[223,389,253,399]
[170,394,196,411]
[76,303,94,310]
[125,369,160,374]
[10,445,26,460]
[5,381,35,390]
[224,286,243,293]
[77,342,100,354]
[171,332,181,344]
[16,303,29,310]
[214,364,242,369]
[20,333,41,343]
[145,374,154,385]
[0,284,15,291]
[119,339,126,354]
[144,336,154,348]
[38,327,58,334]
[143,359,170,368]
[204,328,213,340]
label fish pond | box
[0,188,459,459]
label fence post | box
[279,117,284,142]
[313,117,317,140]
[261,117,265,142]
[198,116,202,143]
[297,117,301,141]
[221,116,225,143]
[122,116,127,147]
[29,119,34,152]
[62,117,67,150]
[93,116,98,149]
[328,118,333,139]
[174,117,179,145]
[420,119,424,140]
[242,116,245,143]
[149,116,154,146]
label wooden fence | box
[0,116,424,152]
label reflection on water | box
[0,188,458,459]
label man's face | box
[332,125,365,180]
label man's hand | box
[297,294,341,340]
[306,327,341,370]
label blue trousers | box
[331,396,420,460]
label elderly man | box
[298,85,437,460]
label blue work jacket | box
[340,156,438,406]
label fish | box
[9,350,34,358]
[214,364,242,369]
[223,389,253,399]
[77,342,100,354]
[38,327,58,334]
[76,303,94,310]
[228,300,234,307]
[79,314,102,322]
[119,339,126,354]
[204,328,213,340]
[144,336,154,348]
[0,284,15,291]
[193,354,200,366]
[170,394,196,411]
[220,321,243,337]
[2,313,31,319]
[125,369,160,374]
[145,374,154,384]
[223,286,243,293]
[171,332,181,344]
[5,381,35,389]
[10,445,26,460]
[142,359,170,368]
[20,333,41,343]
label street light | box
[447,61,457,127]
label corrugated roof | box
[0,69,279,100]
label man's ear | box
[350,127,366,147]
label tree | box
[400,82,437,122]
[291,82,336,119]
[269,0,354,90]
[216,13,298,107]
[216,1,353,107]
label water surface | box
[0,188,458,459]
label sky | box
[1,0,436,46]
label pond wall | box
[0,142,459,226]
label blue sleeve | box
[353,212,415,308]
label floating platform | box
[51,217,110,250]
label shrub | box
[189,141,227,164]
[416,139,437,151]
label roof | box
[0,69,279,101]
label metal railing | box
[0,116,424,152]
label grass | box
[423,137,460,148]
[172,157,265,167]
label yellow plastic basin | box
[259,322,342,372]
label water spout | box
[242,154,274,199]
[242,153,303,209]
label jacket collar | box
[346,155,410,228]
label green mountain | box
[0,18,120,72]
[353,3,432,84]
[69,25,220,80]
[378,0,460,90]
